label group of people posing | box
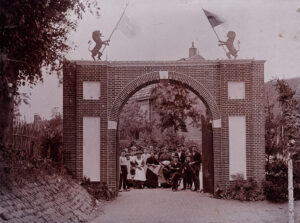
[119,145,202,192]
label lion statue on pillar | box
[88,30,110,61]
[218,31,240,59]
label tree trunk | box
[0,64,16,147]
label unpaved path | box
[91,188,300,223]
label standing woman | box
[132,150,146,188]
[145,152,160,188]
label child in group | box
[182,155,193,190]
[126,152,134,188]
[119,150,129,192]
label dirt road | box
[91,188,300,223]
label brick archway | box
[108,71,220,194]
[63,60,266,195]
[108,71,220,122]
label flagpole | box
[201,8,227,56]
[211,26,227,55]
[101,3,129,54]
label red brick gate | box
[63,60,265,194]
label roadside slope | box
[0,169,102,223]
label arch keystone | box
[159,71,168,79]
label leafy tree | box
[119,83,205,150]
[0,0,100,146]
[119,99,150,141]
[151,83,203,133]
[265,97,280,165]
[264,79,300,202]
[275,79,300,160]
[40,113,63,162]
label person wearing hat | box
[175,144,186,164]
[132,150,146,188]
[169,154,182,191]
[190,146,202,192]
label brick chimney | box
[189,42,197,58]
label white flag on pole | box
[117,14,140,38]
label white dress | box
[133,157,146,182]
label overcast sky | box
[19,0,300,120]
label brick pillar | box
[63,62,77,176]
[107,128,117,191]
[251,62,265,182]
[212,128,222,191]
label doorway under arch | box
[108,71,220,194]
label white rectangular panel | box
[212,119,221,128]
[108,120,117,130]
[83,81,100,100]
[228,82,245,99]
[83,117,100,181]
[159,71,168,79]
[229,116,247,180]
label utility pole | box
[288,155,294,223]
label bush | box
[40,114,63,162]
[81,177,115,201]
[264,159,300,202]
[215,174,265,201]
[264,159,288,202]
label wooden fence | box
[7,119,42,159]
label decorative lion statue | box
[218,31,240,59]
[88,30,110,61]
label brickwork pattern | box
[63,59,266,193]
[63,62,77,176]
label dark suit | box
[191,152,202,190]
[170,162,182,190]
[175,151,186,163]
[182,161,193,189]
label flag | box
[118,14,139,38]
[203,9,224,28]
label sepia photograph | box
[0,0,300,222]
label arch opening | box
[114,71,218,193]
[108,71,220,123]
